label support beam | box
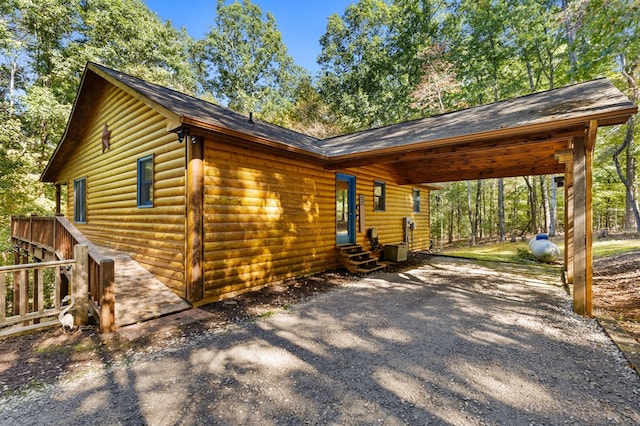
[572,135,593,316]
[55,184,61,215]
[186,136,205,303]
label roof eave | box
[323,106,638,170]
[181,117,328,162]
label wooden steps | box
[335,244,388,274]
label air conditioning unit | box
[384,243,408,262]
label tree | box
[197,0,303,122]
[572,0,639,232]
[318,0,443,132]
[411,42,460,114]
[0,0,198,235]
[281,76,342,139]
[510,0,570,91]
[71,0,196,96]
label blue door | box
[336,173,356,245]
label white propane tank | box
[529,234,560,263]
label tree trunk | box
[448,208,453,244]
[539,175,550,233]
[467,181,475,246]
[498,178,505,242]
[523,176,538,234]
[614,115,640,232]
[550,175,557,236]
[625,138,636,229]
[562,0,578,76]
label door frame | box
[336,173,356,245]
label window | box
[74,178,87,223]
[412,188,421,213]
[137,155,154,207]
[374,181,386,211]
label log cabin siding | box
[202,140,336,302]
[60,84,187,296]
[343,165,431,251]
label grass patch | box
[442,236,640,263]
[443,241,537,263]
[591,239,640,258]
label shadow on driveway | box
[2,257,639,425]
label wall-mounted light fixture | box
[176,127,190,143]
[177,127,199,144]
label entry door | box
[336,173,356,245]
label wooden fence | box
[10,215,115,333]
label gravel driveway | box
[1,257,639,425]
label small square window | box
[374,181,386,211]
[413,188,420,213]
[138,155,153,208]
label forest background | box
[1,0,638,259]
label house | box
[34,62,638,319]
[38,63,433,307]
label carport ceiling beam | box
[324,130,584,170]
[396,163,566,185]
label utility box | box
[384,243,408,262]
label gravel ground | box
[1,257,639,425]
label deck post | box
[13,249,20,315]
[73,244,89,326]
[99,259,116,333]
[55,184,61,214]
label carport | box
[321,78,638,316]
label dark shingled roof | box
[90,63,323,155]
[319,78,636,157]
[86,64,637,159]
[42,62,636,184]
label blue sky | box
[144,1,354,74]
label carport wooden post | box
[572,121,596,316]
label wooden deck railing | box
[0,257,77,337]
[10,215,115,332]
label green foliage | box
[71,0,197,94]
[513,247,538,263]
[280,76,342,139]
[196,0,303,121]
[318,0,443,132]
[0,0,638,249]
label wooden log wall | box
[202,141,336,302]
[60,84,187,297]
[344,164,431,251]
[202,141,431,302]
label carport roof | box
[321,78,637,184]
[321,78,634,156]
